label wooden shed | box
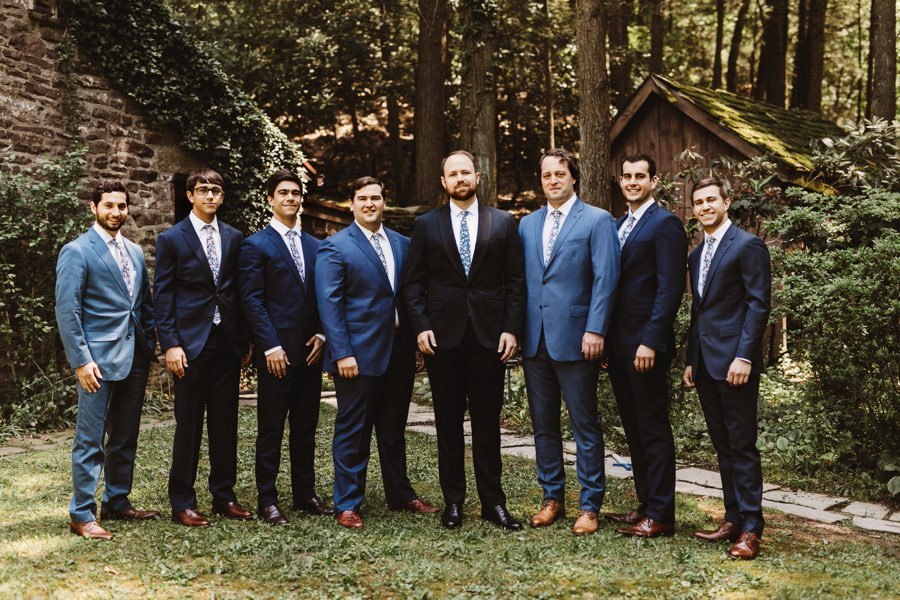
[608,74,843,218]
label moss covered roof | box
[654,75,843,172]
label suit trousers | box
[332,335,416,512]
[255,355,323,510]
[69,355,150,522]
[695,354,764,536]
[608,354,676,524]
[168,326,241,511]
[425,322,506,507]
[524,334,605,511]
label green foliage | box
[809,119,900,193]
[59,0,306,233]
[0,148,87,438]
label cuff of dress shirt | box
[264,345,283,356]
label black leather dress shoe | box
[293,495,335,516]
[481,505,523,531]
[259,505,289,526]
[441,503,463,529]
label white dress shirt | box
[356,221,400,328]
[449,199,479,252]
[542,194,578,256]
[617,198,656,237]
[92,223,136,292]
[189,211,221,272]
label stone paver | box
[675,481,724,499]
[563,452,576,466]
[0,447,26,457]
[407,424,437,436]
[406,411,434,424]
[676,466,780,492]
[563,441,576,454]
[851,516,900,535]
[842,501,890,519]
[604,456,633,480]
[762,489,846,511]
[500,435,533,448]
[502,445,536,460]
[889,512,900,523]
[761,499,849,524]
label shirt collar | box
[547,194,577,217]
[189,211,219,234]
[354,220,386,240]
[449,198,478,218]
[705,218,732,243]
[628,198,656,220]
[92,222,127,246]
[270,217,301,237]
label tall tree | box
[542,0,556,148]
[754,0,789,107]
[607,0,633,109]
[576,0,612,210]
[868,0,897,121]
[380,0,407,203]
[712,0,725,88]
[459,0,498,205]
[790,0,827,112]
[726,0,750,92]
[415,0,449,206]
[648,0,665,74]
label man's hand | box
[165,347,188,378]
[415,351,425,373]
[682,365,695,388]
[582,332,605,361]
[633,344,656,373]
[241,343,253,368]
[266,348,290,379]
[417,330,437,356]
[306,335,324,366]
[76,362,102,393]
[497,332,518,363]
[337,356,359,379]
[726,359,751,387]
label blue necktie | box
[545,209,562,266]
[698,236,716,296]
[286,230,306,283]
[459,210,472,276]
[619,213,636,249]
[202,224,221,324]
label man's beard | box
[448,184,476,202]
[98,216,125,232]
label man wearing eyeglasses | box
[238,169,333,525]
[154,169,253,527]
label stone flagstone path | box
[3,392,898,535]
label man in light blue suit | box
[520,149,620,535]
[316,176,437,529]
[55,181,159,540]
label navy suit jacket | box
[315,224,414,376]
[686,224,771,380]
[403,202,525,350]
[154,217,247,361]
[55,228,156,381]
[519,198,620,361]
[239,225,321,369]
[609,202,687,359]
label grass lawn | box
[0,405,897,598]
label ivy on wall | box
[59,0,306,232]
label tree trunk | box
[459,0,498,206]
[726,0,750,92]
[543,0,555,148]
[754,0,788,107]
[868,0,897,120]
[649,0,664,74]
[380,1,407,203]
[576,0,611,210]
[606,0,633,110]
[712,0,725,88]
[790,0,827,112]
[414,0,448,206]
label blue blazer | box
[154,217,247,361]
[686,224,771,380]
[55,228,156,381]
[238,225,321,368]
[519,198,621,361]
[316,224,414,376]
[608,202,687,359]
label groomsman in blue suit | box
[155,169,253,527]
[607,154,687,538]
[519,149,620,535]
[316,176,438,529]
[56,181,160,540]
[238,169,332,525]
[683,177,771,560]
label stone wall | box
[0,0,204,253]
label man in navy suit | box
[316,176,438,529]
[154,169,253,527]
[683,177,771,560]
[56,181,160,540]
[238,169,332,525]
[404,150,526,530]
[607,154,687,538]
[519,149,620,535]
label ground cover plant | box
[1,405,897,598]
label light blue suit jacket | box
[520,198,620,361]
[55,228,156,382]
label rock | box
[851,516,900,535]
[762,489,846,511]
[841,501,890,520]
[675,481,724,499]
[761,499,849,524]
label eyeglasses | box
[275,190,303,199]
[193,186,224,198]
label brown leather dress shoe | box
[259,505,289,525]
[294,495,336,516]
[172,508,210,527]
[604,510,643,525]
[617,516,674,538]
[530,499,565,528]
[693,521,741,543]
[212,501,253,520]
[572,510,599,535]
[728,531,761,560]
[389,498,439,514]
[70,520,114,540]
[100,507,161,521]
[336,510,364,529]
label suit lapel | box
[438,204,467,280]
[87,229,131,300]
[546,199,583,268]
[387,228,404,292]
[621,201,656,256]
[468,202,492,278]
[349,225,393,289]
[265,226,305,290]
[124,240,144,308]
[180,219,216,285]
[532,206,547,268]
[699,225,737,306]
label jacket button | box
[126,333,132,340]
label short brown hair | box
[186,169,224,192]
[440,150,476,175]
[621,154,657,178]
[691,177,731,199]
[90,181,130,206]
[349,176,384,198]
[539,148,580,187]
[266,169,302,197]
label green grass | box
[0,405,897,598]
